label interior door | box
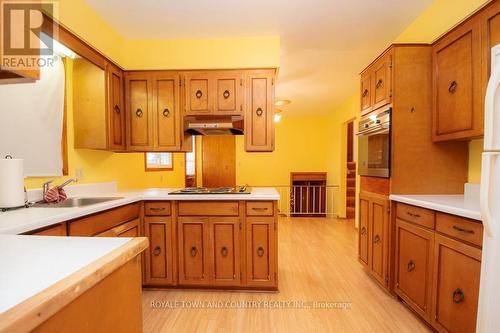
[178,217,210,285]
[210,217,241,286]
[202,136,236,187]
[154,74,180,150]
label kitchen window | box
[145,153,173,171]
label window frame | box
[144,152,174,172]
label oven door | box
[358,126,390,178]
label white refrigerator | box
[477,45,500,332]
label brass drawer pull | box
[252,207,268,211]
[195,90,203,99]
[373,235,381,244]
[376,79,383,89]
[135,108,143,118]
[406,212,421,218]
[362,89,369,97]
[221,246,229,257]
[448,81,458,94]
[114,105,121,114]
[150,207,165,211]
[360,227,366,235]
[453,288,465,304]
[163,108,170,117]
[223,90,230,99]
[452,225,474,234]
[407,260,416,272]
[256,108,263,117]
[153,246,161,256]
[190,246,198,257]
[257,246,265,257]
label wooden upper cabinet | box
[395,219,434,322]
[245,70,275,152]
[432,18,483,142]
[154,74,181,150]
[372,53,392,110]
[213,72,244,115]
[106,64,126,150]
[360,71,372,115]
[125,73,154,151]
[184,72,213,115]
[432,234,482,333]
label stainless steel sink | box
[32,197,123,208]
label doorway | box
[201,136,236,188]
[346,120,356,219]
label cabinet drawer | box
[396,203,435,229]
[246,202,274,216]
[96,218,140,237]
[436,213,483,247]
[69,203,140,236]
[178,201,239,216]
[145,202,171,216]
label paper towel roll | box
[0,158,25,208]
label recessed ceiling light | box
[275,99,291,107]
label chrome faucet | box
[41,178,77,200]
[58,178,77,189]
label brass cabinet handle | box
[452,225,474,234]
[153,246,161,256]
[252,207,268,211]
[223,90,230,99]
[135,108,143,118]
[373,235,381,244]
[162,108,170,117]
[453,288,465,304]
[190,246,198,257]
[257,246,265,257]
[221,246,229,257]
[256,108,264,117]
[406,212,421,218]
[362,89,369,97]
[407,260,416,272]
[360,227,366,235]
[195,90,203,99]
[114,105,120,114]
[376,79,384,89]
[150,207,165,211]
[448,81,458,94]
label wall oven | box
[357,107,391,178]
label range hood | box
[184,115,244,136]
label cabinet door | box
[184,72,212,115]
[213,72,244,115]
[395,219,434,321]
[178,217,210,285]
[154,74,181,150]
[106,64,125,150]
[360,71,372,115]
[358,194,370,266]
[210,217,241,286]
[372,53,392,110]
[432,234,481,333]
[144,217,174,286]
[125,74,153,150]
[245,216,277,288]
[245,71,275,152]
[369,194,389,287]
[432,19,483,142]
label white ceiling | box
[85,0,433,116]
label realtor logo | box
[0,0,58,71]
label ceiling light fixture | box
[275,99,291,107]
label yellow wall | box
[395,0,491,183]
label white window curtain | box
[0,56,65,176]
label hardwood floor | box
[142,217,431,333]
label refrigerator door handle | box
[481,153,499,237]
[485,62,500,150]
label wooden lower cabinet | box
[144,216,175,286]
[358,191,390,288]
[395,219,434,321]
[28,223,67,236]
[432,234,482,333]
[210,217,241,286]
[394,202,482,333]
[245,217,277,288]
[178,217,211,286]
